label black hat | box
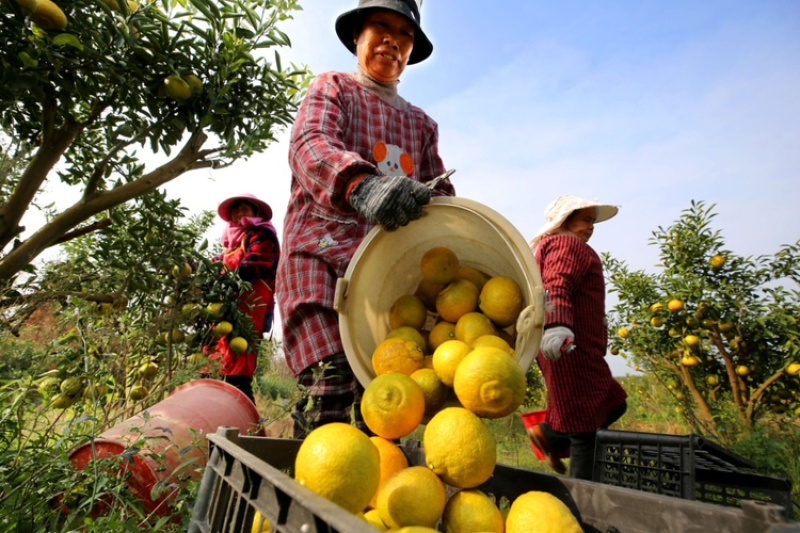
[335,0,433,65]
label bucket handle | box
[334,278,349,314]
[515,285,545,348]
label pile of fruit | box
[281,246,581,532]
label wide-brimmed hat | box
[529,195,619,248]
[335,0,433,65]
[218,193,273,222]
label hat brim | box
[529,203,618,248]
[218,195,273,222]
[335,5,433,65]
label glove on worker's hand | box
[540,326,575,361]
[349,175,432,231]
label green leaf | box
[52,33,85,51]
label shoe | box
[527,423,567,475]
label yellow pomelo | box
[372,337,424,376]
[479,276,524,328]
[453,347,527,419]
[442,489,504,533]
[393,528,439,533]
[454,312,498,346]
[506,491,582,533]
[415,278,446,311]
[369,436,410,509]
[472,334,515,355]
[428,321,456,351]
[431,339,472,387]
[163,75,192,101]
[214,321,233,338]
[436,279,479,323]
[294,423,380,514]
[251,510,272,533]
[389,294,428,331]
[420,246,460,285]
[363,508,388,530]
[376,466,446,529]
[229,336,248,354]
[454,266,489,291]
[410,368,449,415]
[30,0,67,30]
[386,326,427,353]
[361,373,425,440]
[423,407,496,489]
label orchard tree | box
[0,0,308,289]
[605,201,800,440]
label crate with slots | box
[188,427,798,533]
[593,429,794,517]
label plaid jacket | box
[276,71,454,376]
[535,233,628,434]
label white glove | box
[540,326,575,361]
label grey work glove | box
[540,326,575,361]
[349,175,432,231]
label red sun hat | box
[218,193,273,222]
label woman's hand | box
[540,326,575,361]
[349,175,432,231]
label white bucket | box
[335,197,545,391]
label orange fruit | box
[386,326,427,353]
[454,312,497,346]
[410,368,449,415]
[376,466,446,529]
[454,266,489,291]
[361,373,426,439]
[431,339,472,387]
[420,246,460,285]
[389,294,428,331]
[478,276,524,328]
[294,423,380,514]
[428,321,456,351]
[435,279,479,323]
[415,279,445,311]
[369,437,410,509]
[423,407,496,488]
[667,299,684,313]
[372,337,425,376]
[453,347,527,418]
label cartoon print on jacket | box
[373,141,415,177]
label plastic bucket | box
[521,410,570,461]
[69,379,263,516]
[335,197,546,398]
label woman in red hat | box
[276,0,456,437]
[206,193,280,403]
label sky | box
[37,0,800,376]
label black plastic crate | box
[593,429,794,517]
[189,427,799,533]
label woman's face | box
[230,201,256,225]
[564,207,597,243]
[355,10,415,83]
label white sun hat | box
[529,195,619,249]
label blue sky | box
[166,0,800,375]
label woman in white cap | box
[205,193,280,403]
[526,195,628,479]
[276,0,455,438]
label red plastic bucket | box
[69,379,263,516]
[521,410,570,461]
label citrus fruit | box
[185,74,204,95]
[128,385,148,401]
[170,329,186,343]
[163,75,192,101]
[214,321,233,338]
[684,335,700,347]
[138,362,159,379]
[206,302,225,318]
[710,255,726,270]
[368,437,410,509]
[30,0,67,30]
[506,490,582,533]
[372,338,425,376]
[428,321,456,351]
[650,317,664,328]
[431,339,472,387]
[60,377,84,396]
[651,302,665,314]
[363,508,388,530]
[38,377,61,394]
[420,246,459,285]
[787,362,800,376]
[251,510,272,533]
[472,334,514,355]
[617,327,630,339]
[735,365,750,377]
[454,311,498,346]
[453,347,527,419]
[667,299,684,313]
[389,294,428,330]
[229,336,249,353]
[386,326,427,353]
[294,422,380,514]
[376,466,446,529]
[436,279,479,323]
[423,407,496,488]
[410,368,448,415]
[454,266,489,291]
[441,489,504,533]
[361,373,426,439]
[478,276,524,328]
[51,393,76,409]
[415,279,446,311]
